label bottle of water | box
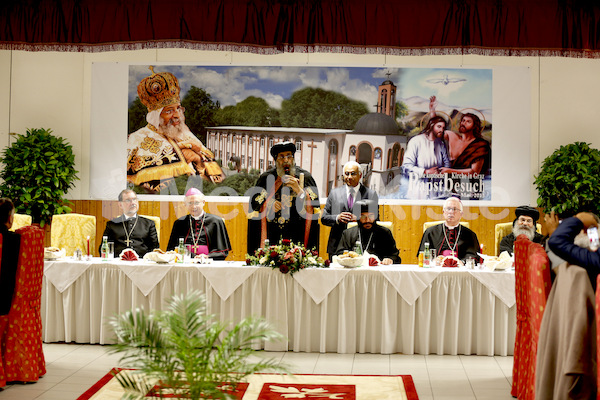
[101,236,109,260]
[423,242,431,267]
[177,238,185,263]
[354,240,363,255]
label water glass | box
[107,242,114,259]
[466,257,475,269]
[430,249,437,265]
[184,245,192,263]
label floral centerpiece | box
[246,238,329,275]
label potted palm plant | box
[0,128,79,226]
[108,290,287,399]
[534,141,600,217]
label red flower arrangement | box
[245,239,329,276]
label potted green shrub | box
[108,290,288,399]
[534,141,600,217]
[0,128,79,226]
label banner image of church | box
[127,65,492,200]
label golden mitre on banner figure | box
[127,66,224,193]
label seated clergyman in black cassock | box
[167,188,232,260]
[418,196,480,261]
[0,198,21,315]
[100,189,159,257]
[498,205,546,255]
[335,200,401,265]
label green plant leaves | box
[0,128,79,225]
[108,291,287,399]
[534,142,600,217]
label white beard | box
[159,118,186,141]
[513,224,535,241]
[276,164,296,177]
[574,232,591,249]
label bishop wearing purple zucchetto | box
[166,188,232,260]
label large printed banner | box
[90,63,530,206]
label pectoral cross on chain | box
[125,238,132,246]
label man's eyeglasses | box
[186,201,204,206]
[121,198,138,204]
[443,207,461,213]
[344,171,358,176]
[276,155,295,161]
[162,106,185,116]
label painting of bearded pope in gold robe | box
[127,67,224,193]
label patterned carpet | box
[77,368,419,399]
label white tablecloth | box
[41,259,516,355]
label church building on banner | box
[205,79,407,197]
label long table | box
[42,259,516,355]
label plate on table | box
[44,247,66,260]
[143,252,177,264]
[332,255,364,268]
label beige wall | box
[1,49,599,204]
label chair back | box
[0,225,46,383]
[10,213,32,232]
[140,215,161,244]
[347,221,392,229]
[494,222,542,255]
[512,234,551,400]
[597,274,600,400]
[423,220,469,233]
[51,213,96,257]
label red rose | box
[246,258,252,265]
[279,265,289,274]
[270,251,279,258]
[312,250,318,256]
[282,239,291,246]
[324,260,331,267]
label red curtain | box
[1,0,600,57]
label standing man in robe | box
[100,189,159,257]
[167,188,231,260]
[418,196,480,261]
[321,161,378,260]
[127,66,224,193]
[247,142,320,254]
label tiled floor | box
[0,343,515,399]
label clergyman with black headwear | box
[247,141,320,254]
[335,200,401,265]
[498,205,545,255]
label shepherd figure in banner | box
[127,66,224,193]
[247,142,320,255]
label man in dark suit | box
[0,198,21,315]
[100,189,159,257]
[321,161,378,260]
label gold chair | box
[50,213,96,257]
[10,213,32,232]
[495,222,542,255]
[139,215,161,244]
[423,220,469,233]
[347,221,392,229]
